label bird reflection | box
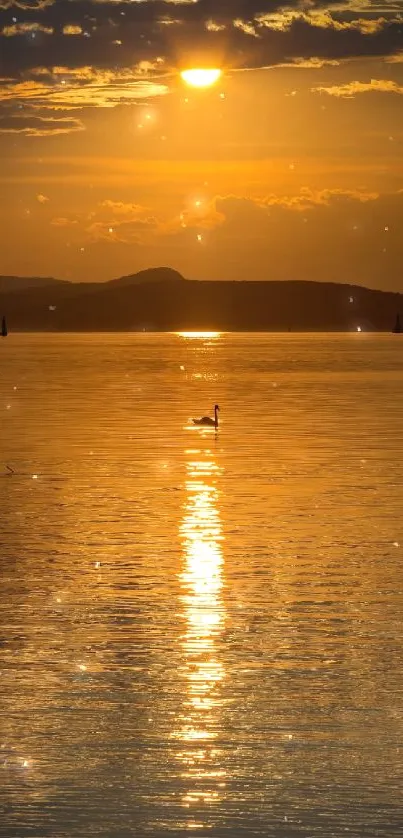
[173,446,226,818]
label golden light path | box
[180,69,222,88]
[173,443,226,827]
[176,332,222,339]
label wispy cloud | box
[313,78,403,97]
[233,19,260,38]
[276,57,341,69]
[51,199,157,243]
[0,1,54,8]
[2,21,53,36]
[0,114,84,135]
[0,66,169,112]
[158,198,226,236]
[257,9,396,34]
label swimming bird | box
[193,404,219,428]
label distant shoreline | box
[2,329,399,335]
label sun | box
[176,331,221,338]
[180,69,222,89]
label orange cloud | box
[0,66,169,111]
[260,187,378,210]
[49,199,156,243]
[99,200,151,217]
[276,57,340,69]
[159,198,226,236]
[205,20,226,33]
[0,1,53,7]
[154,188,380,243]
[62,25,83,36]
[86,218,156,243]
[313,79,403,97]
[258,10,393,35]
[2,22,53,36]
[233,19,260,38]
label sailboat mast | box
[392,313,401,334]
[397,314,401,333]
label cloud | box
[49,198,157,242]
[0,66,169,112]
[161,188,379,234]
[0,0,402,81]
[0,2,53,8]
[205,20,226,33]
[99,199,151,217]
[1,21,53,35]
[52,194,223,244]
[313,78,403,97]
[0,113,85,134]
[63,25,83,36]
[86,217,156,243]
[233,18,260,38]
[36,192,49,201]
[275,56,341,69]
[262,187,379,209]
[149,188,380,247]
[159,197,226,236]
[158,188,403,286]
[258,9,395,35]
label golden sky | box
[0,0,402,289]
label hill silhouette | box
[107,267,185,287]
[0,268,402,331]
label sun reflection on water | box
[174,447,226,820]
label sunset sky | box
[0,0,402,289]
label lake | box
[1,332,403,837]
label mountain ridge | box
[0,268,402,331]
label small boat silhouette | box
[392,313,401,334]
[1,316,7,337]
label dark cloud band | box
[0,1,402,77]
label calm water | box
[1,333,403,838]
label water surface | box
[1,333,403,837]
